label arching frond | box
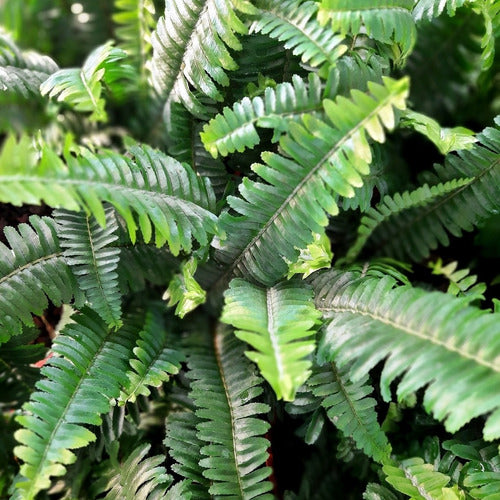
[413,0,469,20]
[118,305,184,404]
[348,119,500,262]
[313,269,500,440]
[187,327,273,498]
[91,443,172,500]
[251,0,347,75]
[201,73,324,158]
[0,140,219,255]
[308,362,392,463]
[55,207,122,328]
[40,41,133,122]
[317,0,417,58]
[221,278,321,401]
[0,215,82,342]
[12,308,141,500]
[209,76,408,286]
[149,0,257,117]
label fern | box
[0,140,219,255]
[413,0,470,20]
[187,326,273,498]
[221,278,320,401]
[314,269,500,440]
[55,207,122,328]
[209,76,408,287]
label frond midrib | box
[0,252,63,286]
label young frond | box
[221,278,321,401]
[187,327,273,498]
[0,140,219,255]
[313,269,500,440]
[209,76,408,286]
[150,0,257,117]
[317,0,417,58]
[251,0,347,75]
[40,41,133,122]
[412,0,469,20]
[201,73,324,158]
[349,119,500,262]
[12,308,141,499]
[0,215,82,342]
[118,305,184,404]
[55,207,122,328]
[308,362,392,463]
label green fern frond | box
[221,278,321,401]
[383,457,459,499]
[0,215,83,342]
[150,0,257,117]
[187,326,273,498]
[92,443,172,500]
[210,76,408,286]
[475,0,500,72]
[314,269,500,440]
[164,412,211,498]
[55,207,122,328]
[118,305,184,404]
[0,140,219,255]
[363,483,399,500]
[40,41,133,122]
[317,0,417,58]
[308,362,392,463]
[413,0,469,20]
[201,73,324,158]
[12,308,141,500]
[348,119,500,262]
[251,0,347,76]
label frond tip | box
[221,278,321,401]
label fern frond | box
[317,0,417,57]
[314,269,500,440]
[201,73,324,158]
[0,140,219,255]
[12,308,141,499]
[118,305,184,404]
[363,483,399,500]
[413,0,469,20]
[164,411,211,498]
[251,0,347,75]
[221,279,321,401]
[149,0,257,117]
[187,326,273,498]
[40,41,133,122]
[308,362,392,463]
[55,207,122,328]
[210,76,408,286]
[92,443,172,500]
[348,119,500,262]
[0,215,83,342]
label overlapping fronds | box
[383,458,459,499]
[164,412,211,498]
[40,41,133,122]
[317,0,417,57]
[348,119,500,262]
[251,0,347,75]
[0,215,82,342]
[313,269,500,440]
[187,327,273,498]
[55,207,122,328]
[118,305,184,404]
[201,73,323,158]
[413,0,469,20]
[221,278,320,401]
[210,76,408,286]
[12,308,141,499]
[0,140,219,255]
[308,362,392,463]
[149,0,257,117]
[91,444,172,500]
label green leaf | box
[221,278,321,401]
